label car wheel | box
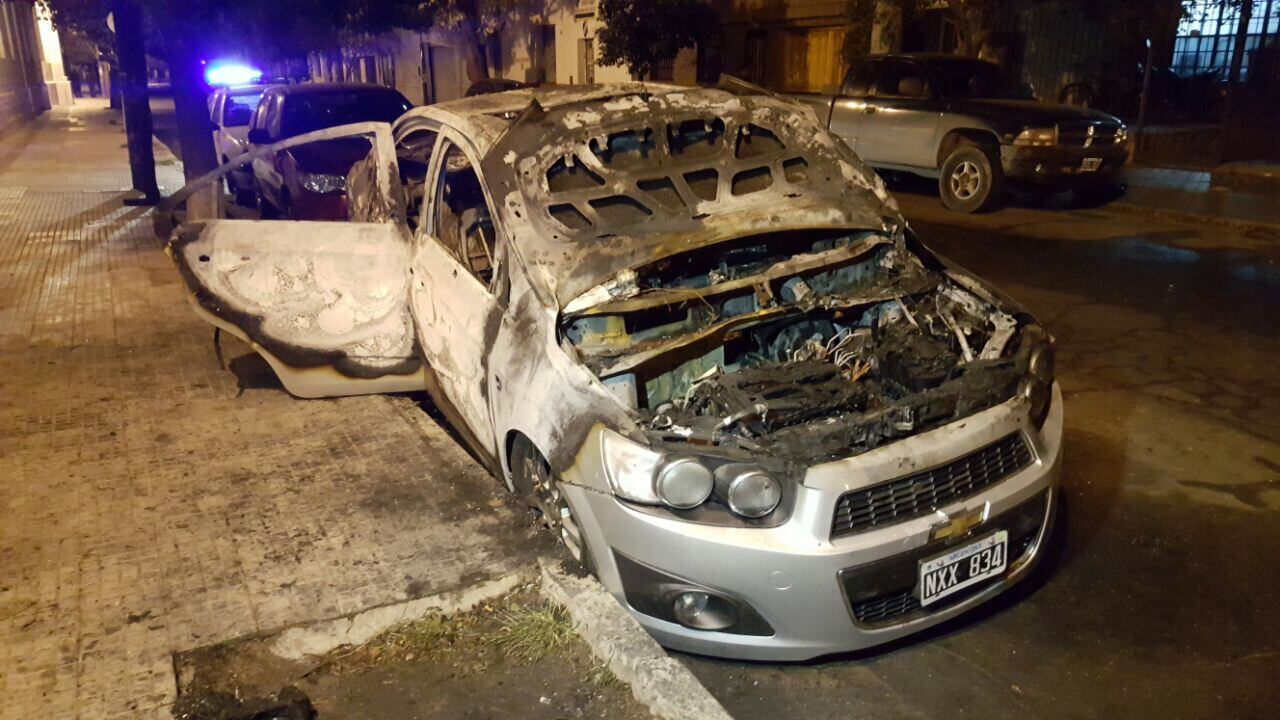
[939,143,1003,213]
[257,190,279,219]
[510,436,592,570]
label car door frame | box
[859,57,945,172]
[408,122,504,458]
[251,92,287,208]
[829,58,881,156]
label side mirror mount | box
[247,128,273,145]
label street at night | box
[2,1,1279,719]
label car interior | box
[435,143,497,285]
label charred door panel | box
[170,219,426,398]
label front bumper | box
[559,384,1064,661]
[1001,144,1128,186]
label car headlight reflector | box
[1029,344,1055,384]
[727,469,781,518]
[301,172,347,194]
[600,429,663,504]
[1013,127,1057,147]
[1019,376,1051,428]
[1114,125,1128,144]
[655,456,714,509]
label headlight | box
[655,457,715,509]
[1013,127,1057,147]
[301,173,347,194]
[727,469,781,518]
[1029,344,1055,383]
[1114,125,1128,144]
[600,429,663,504]
[1019,377,1051,428]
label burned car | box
[168,84,1062,661]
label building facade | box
[0,0,72,132]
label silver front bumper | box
[560,384,1064,661]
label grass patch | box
[486,603,575,661]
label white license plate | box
[1080,157,1102,172]
[918,530,1008,606]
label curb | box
[268,572,526,660]
[539,558,733,720]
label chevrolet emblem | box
[929,504,989,541]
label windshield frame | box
[924,58,1034,101]
[280,89,413,139]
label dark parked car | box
[792,54,1129,212]
[246,83,413,219]
[465,78,531,97]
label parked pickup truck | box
[791,53,1129,212]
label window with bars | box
[650,55,676,82]
[1172,0,1280,80]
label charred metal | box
[559,224,1034,470]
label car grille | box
[841,492,1048,627]
[1057,121,1119,148]
[831,433,1033,539]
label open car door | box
[166,122,428,398]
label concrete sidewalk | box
[1122,166,1280,230]
[0,101,544,719]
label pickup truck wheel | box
[510,437,594,572]
[940,144,1003,213]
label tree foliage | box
[596,0,719,79]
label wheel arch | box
[936,127,1002,168]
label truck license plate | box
[918,530,1008,606]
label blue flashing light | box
[205,62,262,87]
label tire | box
[226,171,256,208]
[510,436,594,573]
[257,189,280,219]
[939,143,1003,213]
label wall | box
[0,0,72,133]
[0,0,43,131]
[720,0,857,92]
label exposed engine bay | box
[561,229,1037,466]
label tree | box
[596,0,719,79]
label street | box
[679,190,1280,719]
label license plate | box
[918,530,1008,606]
[1080,157,1102,172]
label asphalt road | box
[679,187,1280,719]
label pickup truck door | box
[854,58,943,170]
[825,59,879,152]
